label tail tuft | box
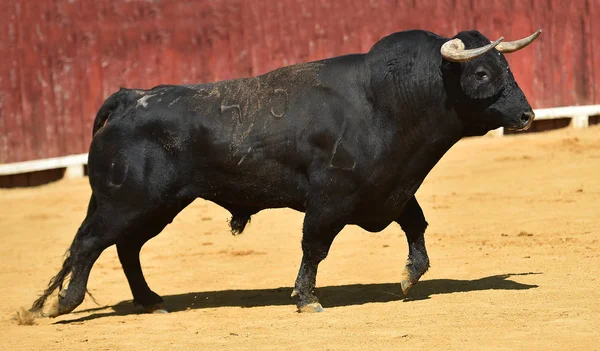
[30,252,73,313]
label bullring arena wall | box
[1,0,599,185]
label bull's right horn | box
[441,37,504,62]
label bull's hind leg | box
[46,205,141,317]
[117,227,166,313]
[396,196,430,295]
[292,210,344,313]
[116,203,190,313]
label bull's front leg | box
[396,196,430,295]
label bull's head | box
[440,30,541,136]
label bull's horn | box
[441,37,504,62]
[495,29,542,53]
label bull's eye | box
[475,69,489,81]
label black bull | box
[31,29,540,316]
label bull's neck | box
[366,64,462,149]
[389,109,462,182]
[362,55,464,183]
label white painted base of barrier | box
[0,154,88,177]
[0,105,599,178]
[64,165,86,179]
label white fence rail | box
[0,153,88,178]
[1,105,600,178]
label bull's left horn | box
[441,37,504,62]
[495,29,542,53]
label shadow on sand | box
[55,272,540,324]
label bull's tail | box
[92,88,145,136]
[30,252,73,313]
[29,194,98,313]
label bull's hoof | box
[400,278,414,295]
[297,302,324,313]
[132,298,167,314]
[400,256,429,295]
[45,297,61,318]
[42,289,81,318]
[400,265,419,295]
[136,302,168,314]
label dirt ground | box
[1,126,599,350]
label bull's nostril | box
[521,113,531,123]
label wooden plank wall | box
[1,0,598,163]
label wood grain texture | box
[0,0,596,162]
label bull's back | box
[90,65,329,210]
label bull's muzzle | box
[507,111,535,132]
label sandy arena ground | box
[1,126,599,350]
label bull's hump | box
[261,61,324,87]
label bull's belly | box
[187,161,309,212]
[348,180,422,230]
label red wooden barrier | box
[0,0,597,163]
